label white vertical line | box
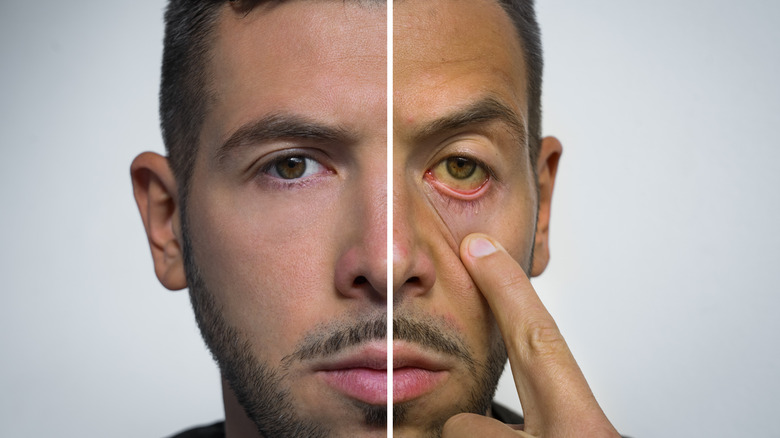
[386,0,393,435]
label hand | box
[442,233,620,438]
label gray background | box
[1,1,779,436]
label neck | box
[222,378,263,438]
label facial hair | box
[181,208,511,438]
[392,314,508,437]
[181,214,387,437]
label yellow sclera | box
[430,157,488,192]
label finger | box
[460,233,608,435]
[443,413,532,438]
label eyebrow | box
[215,113,354,163]
[410,96,527,147]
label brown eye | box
[263,154,327,182]
[274,156,307,179]
[430,156,489,193]
[446,157,477,179]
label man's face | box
[184,2,386,436]
[393,0,540,435]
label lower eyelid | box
[424,171,489,201]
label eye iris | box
[429,155,489,194]
[446,157,476,179]
[275,157,306,179]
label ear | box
[130,152,187,290]
[530,136,562,277]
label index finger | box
[459,233,604,435]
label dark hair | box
[160,0,227,198]
[161,0,275,197]
[159,0,386,199]
[497,0,544,165]
[159,0,541,195]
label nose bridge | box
[392,173,436,297]
[333,159,388,300]
[362,167,388,277]
[392,175,414,266]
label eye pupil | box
[275,157,306,179]
[446,157,476,179]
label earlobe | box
[130,152,188,290]
[531,136,562,277]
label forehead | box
[393,0,528,131]
[203,2,387,146]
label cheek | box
[427,243,501,361]
[422,179,538,267]
[186,185,342,353]
[423,189,535,360]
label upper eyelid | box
[253,148,329,171]
[253,150,333,183]
[264,155,320,177]
[431,153,499,183]
[261,151,317,170]
[423,133,502,178]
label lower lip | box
[393,367,447,403]
[319,368,387,405]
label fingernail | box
[468,237,497,258]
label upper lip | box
[311,341,388,371]
[392,341,450,371]
[309,340,452,372]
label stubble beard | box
[182,229,330,437]
[180,209,510,438]
[181,207,390,437]
[391,315,508,438]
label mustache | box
[282,314,475,372]
[394,316,476,371]
[283,315,387,365]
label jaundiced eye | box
[429,156,489,193]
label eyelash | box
[428,154,496,189]
[421,154,499,216]
[255,151,331,189]
[438,192,486,214]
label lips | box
[315,341,388,405]
[313,341,450,405]
[392,341,449,404]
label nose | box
[334,165,387,303]
[392,178,436,301]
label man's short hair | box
[497,0,543,165]
[159,0,542,198]
[159,0,262,199]
[161,0,218,197]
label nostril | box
[354,276,368,286]
[405,276,420,285]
